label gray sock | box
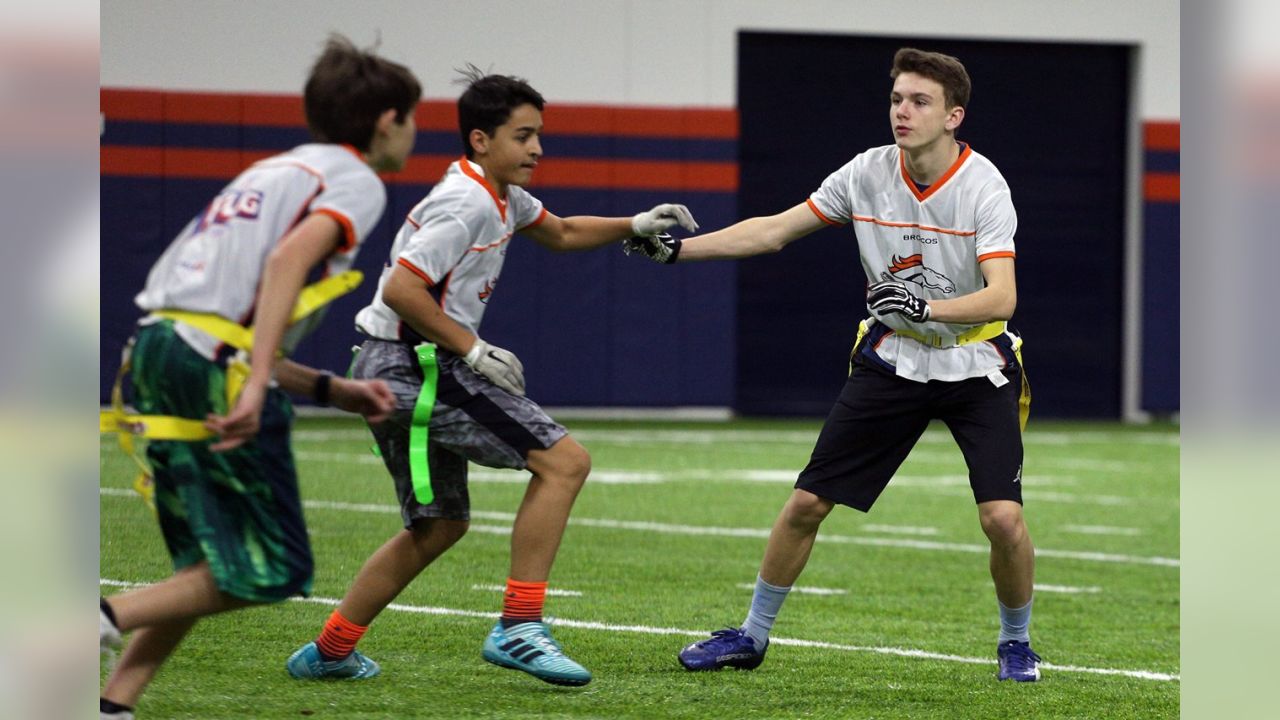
[742,574,791,650]
[998,597,1033,644]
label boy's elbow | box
[993,291,1017,321]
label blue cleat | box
[286,641,381,679]
[482,621,592,686]
[996,640,1042,682]
[678,628,767,671]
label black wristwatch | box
[314,372,333,406]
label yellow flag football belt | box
[853,318,1031,432]
[100,270,363,507]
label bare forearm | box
[547,216,633,252]
[927,285,1016,324]
[678,216,796,262]
[273,359,325,397]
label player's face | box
[486,103,543,189]
[382,110,417,172]
[889,73,958,151]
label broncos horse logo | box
[883,254,955,294]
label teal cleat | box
[481,621,592,686]
[286,641,381,679]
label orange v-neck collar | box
[899,143,972,202]
[458,156,507,222]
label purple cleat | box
[678,628,767,671]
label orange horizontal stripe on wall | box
[1144,172,1179,202]
[1144,121,1179,151]
[101,89,739,139]
[101,147,272,178]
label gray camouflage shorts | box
[351,339,568,525]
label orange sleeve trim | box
[396,257,435,286]
[518,206,549,231]
[978,251,1016,262]
[314,208,357,253]
[806,198,844,226]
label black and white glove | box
[867,279,931,322]
[622,233,681,264]
[463,338,526,396]
[631,203,699,236]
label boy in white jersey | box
[284,69,697,687]
[98,36,419,718]
[627,48,1042,682]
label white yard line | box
[1062,525,1145,536]
[97,578,1178,682]
[100,489,1178,567]
[1035,584,1103,594]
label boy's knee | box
[535,437,591,488]
[979,502,1026,546]
[784,490,833,531]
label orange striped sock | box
[500,578,547,628]
[315,610,368,661]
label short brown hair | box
[890,48,971,109]
[304,34,422,151]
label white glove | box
[463,338,526,396]
[631,203,699,236]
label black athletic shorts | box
[794,352,1024,512]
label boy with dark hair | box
[98,35,419,719]
[627,47,1043,682]
[284,68,697,687]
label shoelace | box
[1002,643,1042,666]
[521,627,566,658]
[700,628,752,652]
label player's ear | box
[468,128,491,157]
[374,108,398,136]
[945,105,965,132]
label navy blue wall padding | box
[101,176,738,407]
[1141,201,1179,413]
[736,33,1133,417]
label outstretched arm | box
[524,203,698,252]
[629,202,826,263]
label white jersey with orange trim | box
[807,143,1019,382]
[355,156,547,340]
[135,143,386,359]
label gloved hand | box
[463,338,526,396]
[622,233,682,264]
[867,279,931,322]
[631,203,699,236]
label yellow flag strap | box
[150,270,363,352]
[893,320,1007,348]
[99,411,213,441]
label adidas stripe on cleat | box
[481,621,592,686]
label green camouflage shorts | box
[130,321,312,602]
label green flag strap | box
[409,343,439,505]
